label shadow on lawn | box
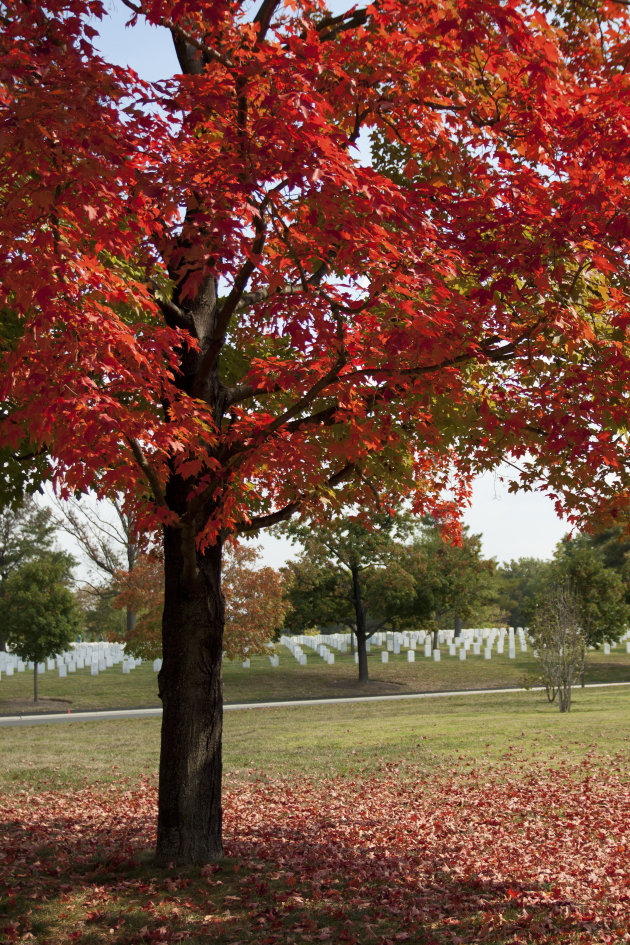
[0,793,609,945]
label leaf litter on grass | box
[1,758,629,944]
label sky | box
[64,1,572,574]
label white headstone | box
[58,664,67,677]
[433,649,441,661]
[381,650,389,663]
[152,658,162,672]
[459,648,466,661]
[91,663,99,676]
[242,658,250,668]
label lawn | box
[1,639,630,715]
[1,687,629,944]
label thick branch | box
[253,0,283,42]
[125,436,166,507]
[236,461,357,533]
[120,0,233,69]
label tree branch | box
[125,436,166,507]
[119,0,233,70]
[236,461,357,533]
[253,0,283,42]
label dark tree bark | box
[156,513,225,865]
[454,615,462,638]
[351,564,369,682]
[33,663,38,703]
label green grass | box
[2,640,630,714]
[2,685,629,792]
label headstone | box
[603,643,611,655]
[473,644,481,655]
[407,650,415,662]
[37,662,45,674]
[98,659,107,672]
[424,641,431,658]
[122,661,130,674]
[459,648,466,661]
[152,658,162,672]
[269,654,279,667]
[433,649,441,661]
[5,664,14,676]
[484,649,492,660]
[47,658,55,670]
[448,644,456,656]
[508,645,516,659]
[76,658,84,669]
[58,664,67,677]
[381,651,389,663]
[242,658,250,668]
[393,639,400,654]
[91,663,99,676]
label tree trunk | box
[351,565,369,682]
[33,663,38,703]
[454,615,462,639]
[156,523,225,866]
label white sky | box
[74,2,570,574]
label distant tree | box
[497,557,554,629]
[114,543,286,660]
[413,523,496,640]
[530,580,586,712]
[0,498,57,651]
[551,538,628,648]
[0,552,79,701]
[282,513,417,682]
[54,495,140,636]
[75,583,127,642]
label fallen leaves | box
[0,759,629,943]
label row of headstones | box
[283,628,532,664]
[145,623,630,677]
[0,642,142,679]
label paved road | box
[1,680,629,727]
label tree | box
[412,522,495,640]
[550,538,629,648]
[54,494,140,635]
[114,543,287,660]
[497,557,554,629]
[530,580,586,712]
[283,513,417,681]
[0,552,79,701]
[0,498,58,650]
[3,0,630,864]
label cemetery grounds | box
[1,631,629,944]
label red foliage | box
[2,1,630,535]
[1,759,629,943]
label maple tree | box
[2,0,630,863]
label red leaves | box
[2,759,628,943]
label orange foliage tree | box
[3,0,630,863]
[114,543,287,660]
